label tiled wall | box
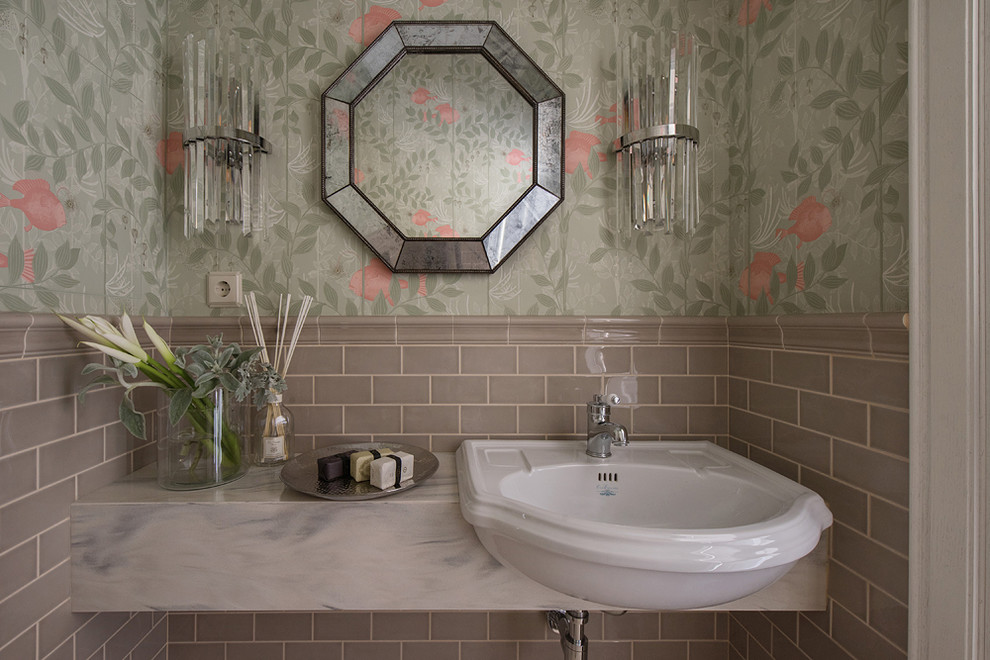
[0,314,166,659]
[724,315,909,660]
[0,312,908,660]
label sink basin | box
[455,439,832,610]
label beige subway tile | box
[167,613,195,642]
[0,450,36,507]
[373,376,430,404]
[225,642,283,659]
[195,612,253,641]
[518,405,575,434]
[38,521,68,574]
[432,376,487,404]
[371,612,429,640]
[772,422,830,475]
[0,628,36,660]
[688,346,728,375]
[285,641,343,660]
[865,313,910,359]
[255,613,313,641]
[831,603,904,659]
[489,611,547,640]
[763,612,797,644]
[344,406,400,434]
[283,375,314,405]
[661,317,727,345]
[576,346,631,374]
[727,377,748,409]
[0,538,37,602]
[796,615,856,660]
[603,611,659,640]
[830,562,869,620]
[345,346,401,374]
[632,346,687,374]
[396,317,452,344]
[130,616,167,660]
[868,587,909,652]
[778,313,871,356]
[0,561,69,649]
[728,409,772,450]
[605,376,658,405]
[746,446,798,481]
[0,478,74,553]
[315,376,372,404]
[799,391,868,445]
[461,346,517,374]
[314,612,371,640]
[716,376,728,406]
[1,396,76,455]
[403,346,458,374]
[490,376,545,404]
[628,640,688,659]
[319,317,395,345]
[661,376,716,405]
[870,406,909,459]
[632,406,688,435]
[76,386,124,433]
[833,356,908,409]
[401,641,459,660]
[105,612,156,660]
[800,469,869,533]
[38,429,103,487]
[519,346,574,374]
[342,641,400,659]
[0,359,36,407]
[430,612,488,640]
[689,406,728,435]
[870,498,908,556]
[284,346,343,375]
[686,641,730,660]
[461,406,517,434]
[168,643,225,660]
[727,316,782,349]
[77,455,131,499]
[834,524,908,603]
[660,612,716,640]
[728,347,772,381]
[585,317,661,344]
[294,405,343,435]
[772,350,830,392]
[547,375,602,404]
[834,440,908,507]
[403,405,458,434]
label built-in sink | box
[455,440,832,610]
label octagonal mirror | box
[322,21,565,273]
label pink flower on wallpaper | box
[412,209,437,226]
[776,195,832,247]
[348,6,401,46]
[411,87,436,105]
[349,258,427,305]
[595,103,618,125]
[156,131,184,174]
[739,251,782,303]
[506,148,532,183]
[738,0,772,26]
[564,131,606,179]
[433,224,459,238]
[794,261,806,291]
[0,248,35,283]
[0,179,66,232]
[419,0,447,9]
[433,103,460,125]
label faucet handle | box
[591,393,620,406]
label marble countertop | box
[70,453,827,612]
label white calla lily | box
[143,319,177,366]
[81,341,143,364]
[57,314,111,346]
[119,313,140,346]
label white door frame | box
[909,0,989,656]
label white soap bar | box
[350,448,393,482]
[370,451,415,490]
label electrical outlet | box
[207,272,243,307]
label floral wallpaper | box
[0,0,908,316]
[0,0,168,314]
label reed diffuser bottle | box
[254,393,294,465]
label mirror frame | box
[322,21,565,273]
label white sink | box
[455,439,832,610]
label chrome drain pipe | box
[547,610,589,660]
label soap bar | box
[350,448,393,482]
[370,451,415,490]
[317,455,344,481]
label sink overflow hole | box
[598,472,619,482]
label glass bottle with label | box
[253,394,294,466]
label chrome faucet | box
[586,394,628,458]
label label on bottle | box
[263,435,285,459]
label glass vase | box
[253,394,294,466]
[156,387,248,490]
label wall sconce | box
[616,31,699,237]
[182,30,270,238]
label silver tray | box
[279,442,439,501]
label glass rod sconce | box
[182,30,270,238]
[616,31,699,237]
